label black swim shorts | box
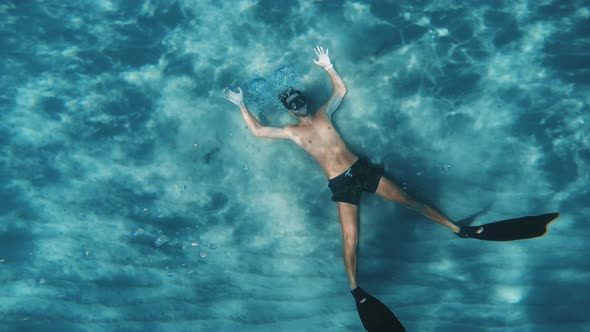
[328,159,385,205]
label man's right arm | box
[223,87,292,140]
[238,103,291,139]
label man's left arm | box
[313,46,347,119]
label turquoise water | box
[1,1,589,331]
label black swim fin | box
[457,213,559,241]
[351,287,406,332]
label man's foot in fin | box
[456,225,484,238]
[351,287,368,304]
[456,213,559,241]
[350,287,406,332]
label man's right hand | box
[222,87,244,106]
[313,46,333,70]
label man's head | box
[278,86,308,117]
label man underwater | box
[224,46,463,290]
[223,46,557,329]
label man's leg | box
[337,202,360,290]
[375,176,460,233]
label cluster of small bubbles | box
[247,78,273,111]
[416,170,424,176]
[133,228,145,236]
[272,65,301,88]
[438,163,452,172]
[247,62,302,113]
[249,77,272,98]
[242,163,249,173]
[402,181,408,190]
[154,235,168,248]
[200,252,207,258]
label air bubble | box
[154,235,168,248]
[438,163,452,172]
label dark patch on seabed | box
[0,223,35,266]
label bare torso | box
[287,108,358,179]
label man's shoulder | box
[312,108,333,122]
[283,124,297,132]
[281,125,300,139]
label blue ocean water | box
[1,1,589,331]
